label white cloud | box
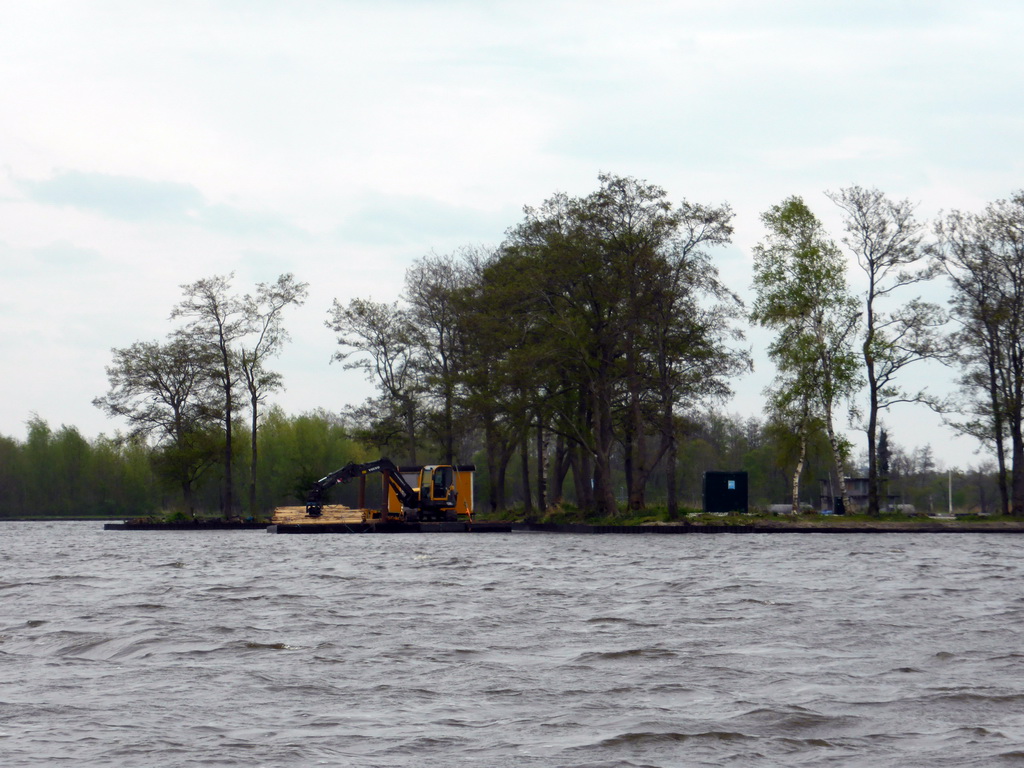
[18,171,204,221]
[33,240,103,268]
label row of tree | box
[1,408,995,518]
[750,190,947,515]
[0,410,362,518]
[0,418,156,518]
[331,178,1024,518]
[749,188,1024,517]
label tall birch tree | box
[751,197,860,513]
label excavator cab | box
[374,462,475,521]
[420,465,457,508]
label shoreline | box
[268,519,1024,534]
[0,516,1015,534]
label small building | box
[703,471,748,514]
[819,477,898,513]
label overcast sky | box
[3,1,1022,469]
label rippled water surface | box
[2,522,1024,767]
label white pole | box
[948,470,953,515]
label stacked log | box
[271,505,365,525]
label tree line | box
[3,174,1022,519]
[0,408,996,519]
[0,409,362,519]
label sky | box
[2,0,1023,471]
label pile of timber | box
[271,504,365,525]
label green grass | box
[122,509,273,524]
[476,502,701,526]
[475,504,1024,528]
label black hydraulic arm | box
[304,457,416,517]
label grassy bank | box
[476,504,1024,530]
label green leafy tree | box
[254,406,362,508]
[502,186,630,515]
[50,425,90,516]
[751,196,861,512]
[89,434,158,517]
[94,337,220,512]
[0,434,26,517]
[451,247,532,513]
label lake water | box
[2,521,1023,767]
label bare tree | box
[935,193,1024,516]
[828,186,946,515]
[326,298,422,463]
[172,274,254,518]
[239,273,308,516]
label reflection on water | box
[2,522,1023,766]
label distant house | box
[819,477,899,513]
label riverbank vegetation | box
[2,175,1023,521]
[0,408,1003,521]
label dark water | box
[2,522,1024,767]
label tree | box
[502,184,638,515]
[766,385,817,513]
[23,416,53,515]
[878,426,891,509]
[751,196,860,514]
[760,391,823,512]
[501,174,746,515]
[828,186,945,515]
[639,199,747,516]
[0,433,26,516]
[404,251,472,464]
[93,337,219,511]
[452,247,532,513]
[239,273,308,515]
[254,406,362,509]
[326,298,422,463]
[935,192,1024,515]
[172,273,255,518]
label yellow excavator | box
[304,458,472,522]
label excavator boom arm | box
[305,457,417,517]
